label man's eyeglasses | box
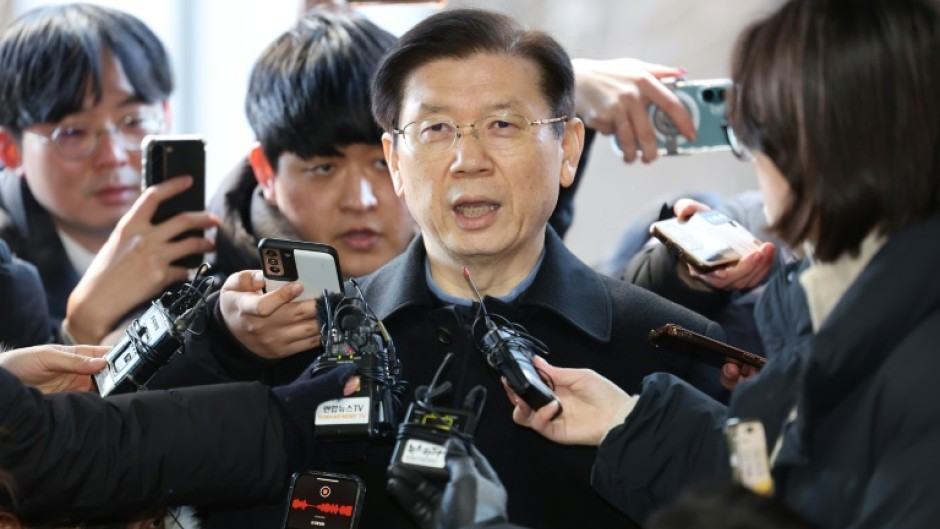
[393,114,568,158]
[26,111,164,161]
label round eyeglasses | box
[26,111,164,161]
[393,114,568,158]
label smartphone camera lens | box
[265,249,277,257]
[701,88,727,104]
[267,258,278,266]
[270,266,280,274]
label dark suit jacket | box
[319,229,726,529]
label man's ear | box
[248,143,277,202]
[382,132,405,197]
[0,128,22,170]
[559,117,585,189]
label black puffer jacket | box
[0,368,287,525]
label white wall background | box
[4,0,781,268]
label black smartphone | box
[283,471,365,529]
[648,323,767,369]
[650,210,762,273]
[258,238,343,300]
[142,135,206,268]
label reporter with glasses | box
[0,4,217,348]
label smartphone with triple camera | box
[650,209,762,273]
[649,323,766,369]
[258,238,343,301]
[612,78,733,156]
[282,471,365,529]
[142,135,206,268]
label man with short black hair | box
[316,8,728,529]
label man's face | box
[384,53,582,267]
[264,143,416,279]
[19,53,165,238]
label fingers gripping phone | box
[258,238,343,300]
[612,78,733,156]
[283,471,365,529]
[142,135,206,268]
[650,210,762,273]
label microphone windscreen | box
[315,292,348,329]
[341,313,364,331]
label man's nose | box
[92,128,131,166]
[341,174,378,210]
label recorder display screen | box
[285,473,361,529]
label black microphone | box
[310,282,406,440]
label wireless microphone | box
[94,265,216,396]
[390,353,486,481]
[463,267,561,416]
[312,281,406,440]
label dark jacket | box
[592,214,940,528]
[208,159,304,278]
[0,367,288,525]
[317,229,726,529]
[0,172,79,330]
[183,227,726,529]
[0,239,53,346]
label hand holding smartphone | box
[142,135,206,268]
[258,238,343,300]
[283,471,365,529]
[650,210,762,273]
[611,78,733,157]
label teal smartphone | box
[612,78,733,156]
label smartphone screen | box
[651,210,761,272]
[283,472,364,529]
[259,238,343,300]
[142,135,206,268]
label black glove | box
[387,439,508,529]
[271,363,358,470]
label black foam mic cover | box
[341,313,363,331]
[315,291,348,330]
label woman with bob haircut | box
[507,0,940,527]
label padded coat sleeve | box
[0,368,287,524]
[591,372,731,524]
